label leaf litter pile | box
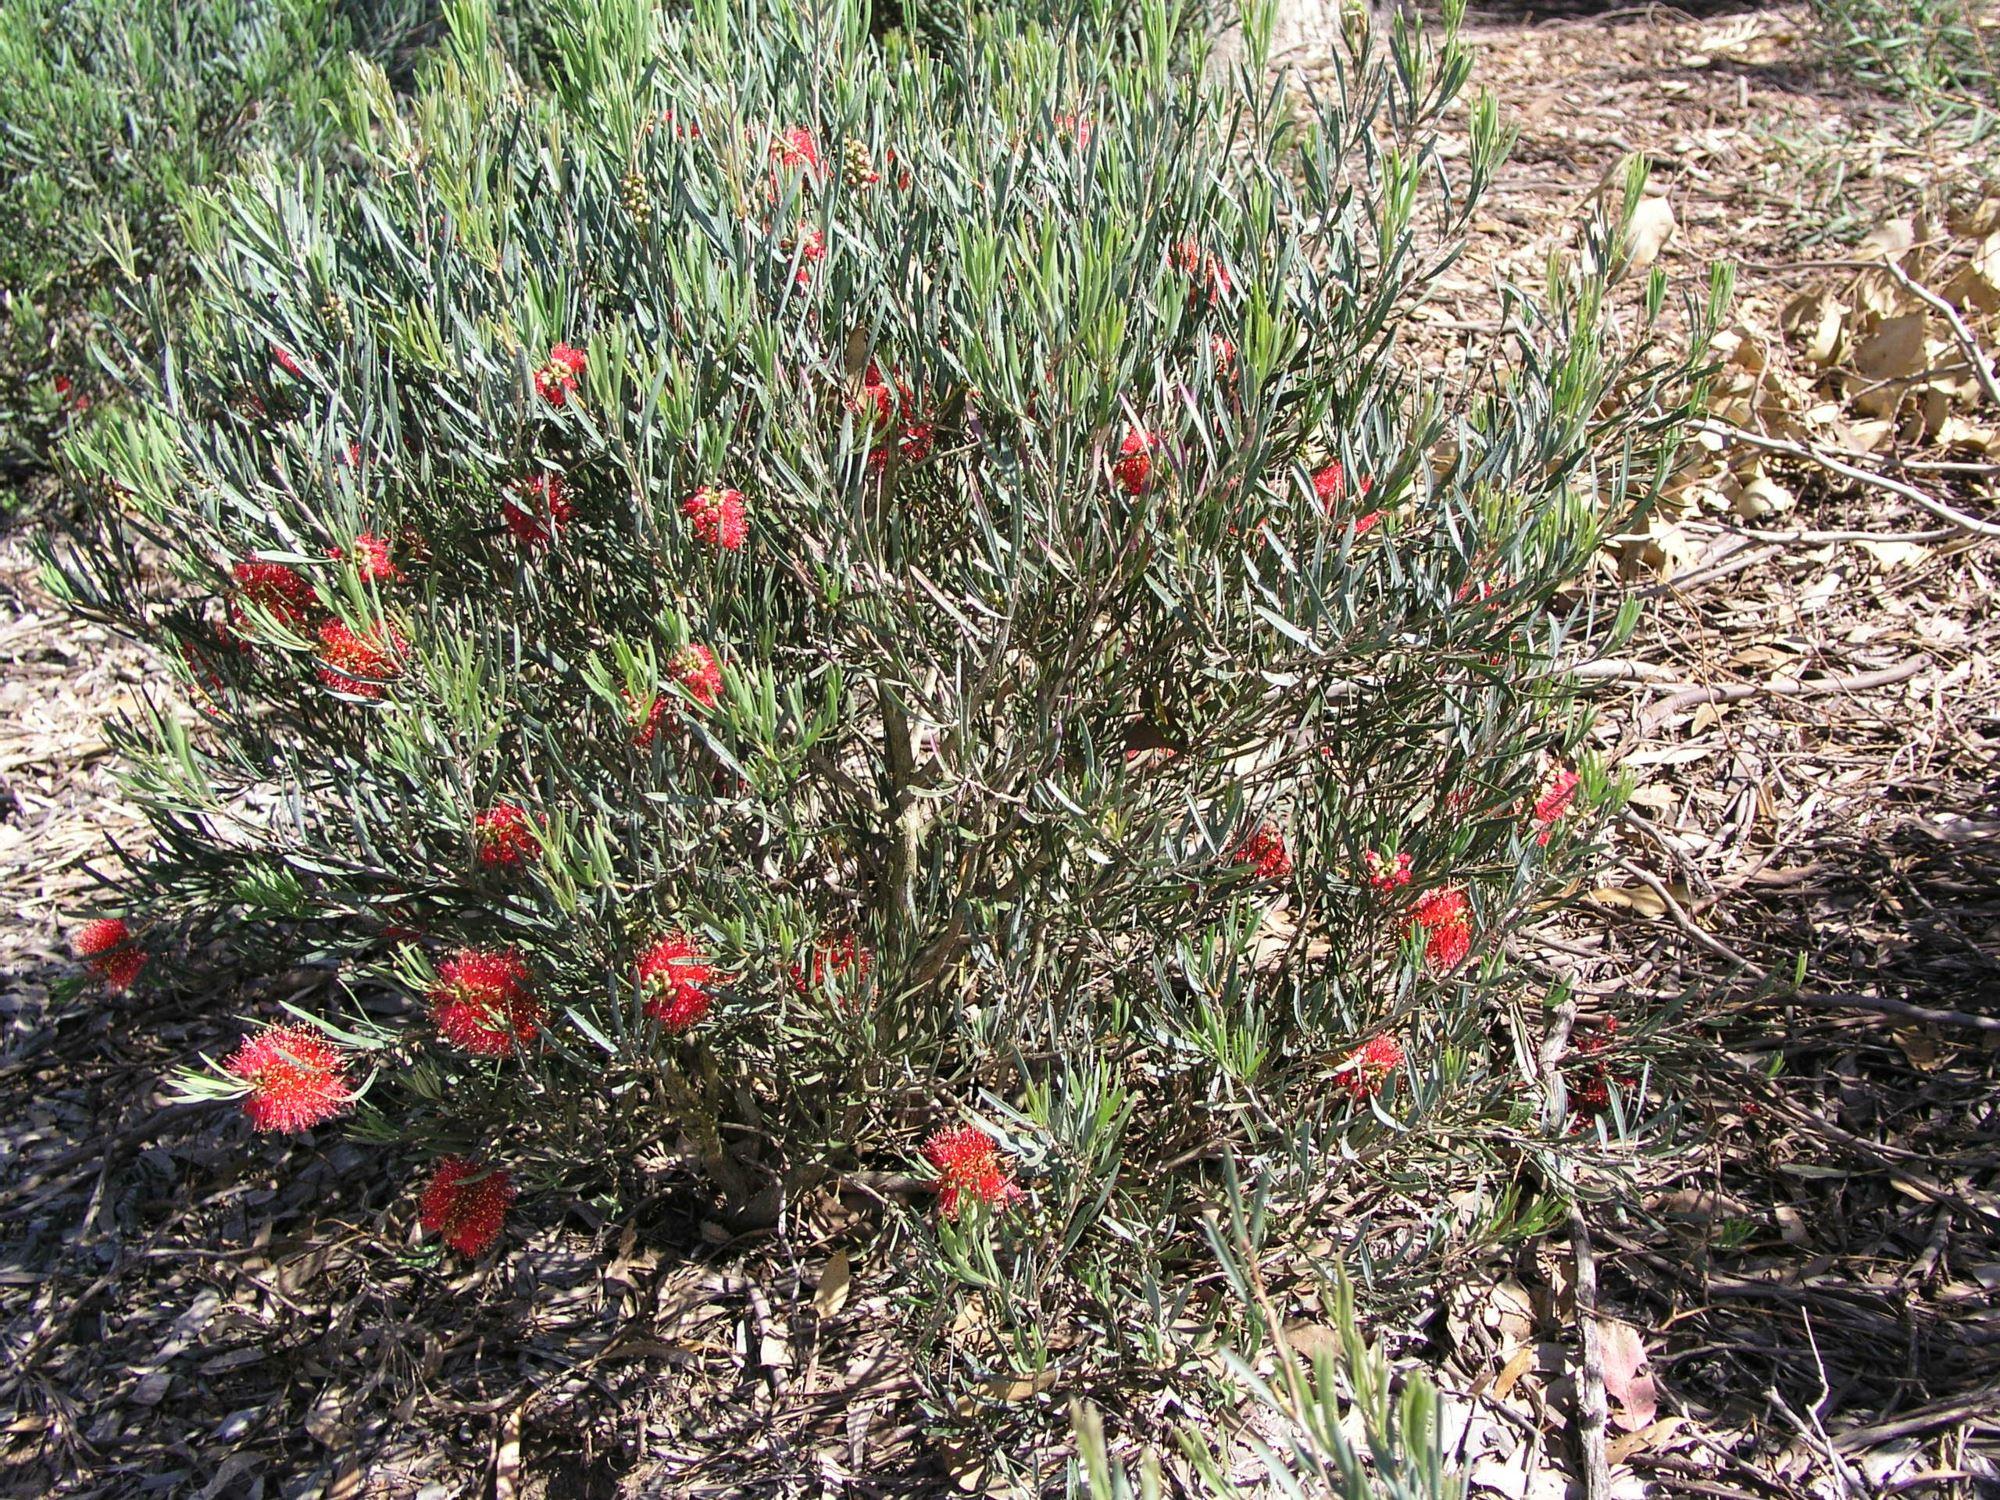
[3,4,1998,1495]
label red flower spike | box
[430,948,543,1055]
[230,560,319,633]
[1364,849,1413,891]
[315,619,408,698]
[772,125,822,174]
[1407,887,1474,973]
[473,802,540,868]
[72,917,145,991]
[790,933,873,1004]
[1112,427,1157,496]
[1234,823,1293,882]
[225,1024,355,1133]
[326,531,400,583]
[1334,1034,1405,1100]
[534,342,587,406]
[668,644,724,708]
[682,485,748,550]
[1210,335,1237,373]
[1532,768,1581,846]
[637,932,715,1032]
[419,1157,515,1258]
[1171,239,1231,304]
[628,690,671,749]
[503,473,576,547]
[922,1124,1024,1220]
[270,344,304,379]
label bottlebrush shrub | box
[59,0,1715,1378]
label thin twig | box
[1880,259,2000,410]
[1693,421,2000,540]
[1638,657,1929,733]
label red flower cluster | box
[1532,768,1581,846]
[1172,238,1232,304]
[316,619,408,698]
[503,473,575,547]
[637,932,715,1032]
[1234,823,1293,882]
[225,1024,355,1133]
[668,644,724,708]
[1567,1018,1633,1125]
[1210,335,1237,373]
[1112,427,1158,495]
[1407,887,1473,972]
[629,690,670,749]
[431,948,542,1055]
[53,373,91,413]
[1335,1033,1405,1100]
[790,933,872,1001]
[1053,111,1093,147]
[923,1125,1023,1220]
[72,917,145,991]
[683,485,749,550]
[534,342,587,406]
[230,560,318,633]
[772,125,822,173]
[1311,460,1380,533]
[270,344,305,379]
[327,531,400,583]
[419,1157,514,1257]
[787,222,827,283]
[473,802,540,868]
[1364,849,1413,891]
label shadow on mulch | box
[0,945,822,1499]
[1597,749,2000,1483]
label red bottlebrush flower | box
[772,125,822,173]
[1234,823,1293,882]
[502,473,576,547]
[668,643,724,708]
[1364,849,1413,891]
[1532,768,1581,846]
[1311,460,1376,518]
[430,948,542,1055]
[1353,509,1384,536]
[1334,1033,1405,1100]
[790,933,873,1002]
[72,917,146,990]
[1053,111,1093,147]
[230,560,319,632]
[922,1124,1024,1220]
[271,344,304,379]
[1112,427,1158,495]
[1172,239,1231,303]
[637,932,716,1032]
[225,1024,355,1133]
[1210,335,1237,373]
[682,485,748,550]
[473,802,540,868]
[534,342,587,406]
[1407,887,1474,973]
[53,374,71,397]
[419,1157,514,1258]
[628,690,671,749]
[326,531,400,583]
[315,618,408,698]
[791,223,827,283]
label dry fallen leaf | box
[1624,196,1676,271]
[1597,1319,1659,1432]
[816,1249,852,1316]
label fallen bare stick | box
[1638,657,1929,732]
[1778,990,2000,1035]
[1693,420,2000,540]
[1880,259,2000,410]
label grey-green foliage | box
[0,0,436,466]
[1073,1261,1459,1500]
[1808,0,1996,102]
